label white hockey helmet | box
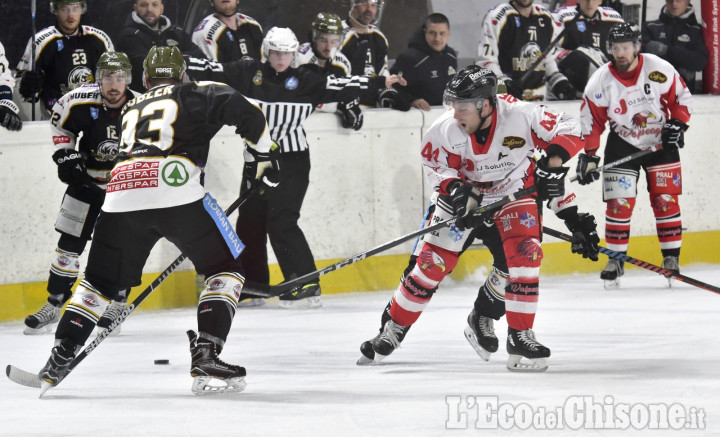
[262,27,299,62]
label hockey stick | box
[256,186,539,298]
[542,226,720,295]
[6,186,259,396]
[518,11,582,89]
[30,0,37,121]
[569,144,662,183]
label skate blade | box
[356,355,375,366]
[463,326,492,361]
[191,376,247,395]
[39,380,54,398]
[506,354,548,372]
[23,323,58,335]
[278,296,322,309]
[603,278,621,290]
[237,298,266,308]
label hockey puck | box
[154,359,170,365]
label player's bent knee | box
[66,282,111,323]
[414,244,459,283]
[606,198,636,220]
[650,193,680,216]
[506,237,543,268]
[199,272,245,309]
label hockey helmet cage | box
[143,46,186,82]
[96,51,133,85]
[50,0,87,13]
[443,65,498,110]
[262,27,299,61]
[312,12,344,36]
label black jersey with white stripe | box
[186,56,370,153]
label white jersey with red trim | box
[581,53,692,153]
[421,94,584,204]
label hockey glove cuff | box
[0,99,22,131]
[575,153,601,185]
[52,148,87,185]
[247,142,281,191]
[564,212,600,261]
[19,70,44,100]
[534,158,568,200]
[448,180,483,231]
[377,87,411,111]
[337,98,363,131]
[547,72,576,100]
[661,119,688,152]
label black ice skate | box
[357,333,381,366]
[187,330,246,395]
[601,258,624,290]
[96,298,127,336]
[278,283,322,309]
[662,256,680,288]
[464,309,498,361]
[506,328,550,372]
[24,302,62,335]
[371,320,410,363]
[39,339,77,390]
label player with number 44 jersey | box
[577,22,692,289]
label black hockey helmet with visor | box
[607,22,641,52]
[443,65,498,114]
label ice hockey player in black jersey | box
[24,52,137,337]
[553,0,624,95]
[37,46,279,394]
[477,0,573,101]
[185,27,405,308]
[0,41,21,131]
[17,0,114,116]
[192,0,263,62]
[341,0,390,107]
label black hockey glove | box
[534,157,568,200]
[661,118,688,152]
[377,87,411,111]
[547,72,576,100]
[564,212,600,261]
[247,142,281,192]
[337,98,363,131]
[499,76,524,100]
[448,180,483,231]
[19,70,44,100]
[52,148,87,185]
[575,153,601,185]
[0,99,22,131]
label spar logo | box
[162,160,189,186]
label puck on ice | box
[154,359,170,365]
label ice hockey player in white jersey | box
[0,41,21,131]
[576,22,692,289]
[552,0,624,94]
[477,0,573,101]
[23,52,138,337]
[16,0,113,115]
[192,0,263,62]
[358,65,590,372]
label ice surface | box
[2,267,719,436]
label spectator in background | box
[341,0,389,107]
[476,0,574,101]
[390,13,456,111]
[16,0,113,117]
[552,0,624,96]
[192,0,263,62]
[116,0,205,93]
[0,41,21,131]
[642,0,708,93]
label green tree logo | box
[162,160,189,186]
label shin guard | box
[650,193,682,252]
[605,198,636,252]
[56,280,111,345]
[504,237,542,331]
[197,272,244,349]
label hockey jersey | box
[17,25,114,112]
[192,13,263,62]
[422,94,584,203]
[477,2,563,99]
[295,42,351,78]
[581,53,692,154]
[341,19,388,106]
[553,5,623,59]
[105,81,273,213]
[50,83,137,184]
[0,42,14,100]
[185,57,371,154]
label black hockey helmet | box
[50,0,87,14]
[443,65,498,110]
[608,22,641,45]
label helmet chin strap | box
[477,100,494,130]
